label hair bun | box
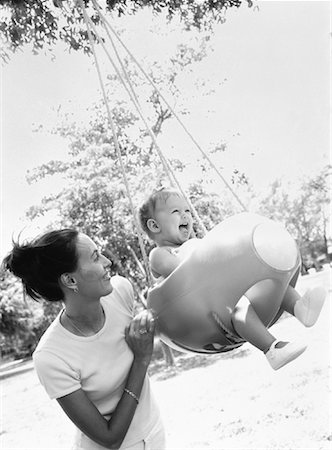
[2,228,78,303]
[3,243,39,281]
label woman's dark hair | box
[1,229,79,302]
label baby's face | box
[154,194,193,245]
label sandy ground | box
[1,269,331,450]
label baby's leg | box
[232,296,306,370]
[281,285,326,327]
[231,296,275,352]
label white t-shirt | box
[33,276,162,449]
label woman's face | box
[73,233,113,299]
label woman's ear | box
[60,273,77,290]
[147,218,160,234]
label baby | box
[138,187,326,370]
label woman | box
[2,229,165,450]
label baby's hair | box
[138,186,182,239]
[1,229,79,302]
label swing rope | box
[86,2,207,235]
[95,11,207,235]
[75,0,249,287]
[90,0,247,213]
[78,0,208,236]
[78,0,154,286]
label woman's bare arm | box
[57,310,155,450]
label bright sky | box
[1,0,330,258]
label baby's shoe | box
[265,341,307,370]
[294,286,326,327]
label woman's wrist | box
[133,355,151,368]
[124,388,140,404]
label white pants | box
[73,419,166,450]
[122,421,166,449]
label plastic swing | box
[78,1,301,355]
[147,212,301,354]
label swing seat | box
[147,212,301,354]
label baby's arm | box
[149,247,181,279]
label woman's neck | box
[64,297,104,324]
[61,300,105,336]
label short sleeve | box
[33,350,81,400]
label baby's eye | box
[172,209,179,214]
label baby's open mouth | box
[103,269,111,280]
[179,224,188,231]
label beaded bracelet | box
[124,388,139,404]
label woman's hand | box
[58,310,157,450]
[125,309,156,365]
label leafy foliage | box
[24,39,240,292]
[1,39,243,359]
[0,0,252,62]
[2,16,329,362]
[257,165,331,266]
[0,271,62,359]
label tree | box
[6,37,247,362]
[24,39,234,290]
[0,270,61,359]
[0,0,252,62]
[306,166,331,260]
[257,165,331,267]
